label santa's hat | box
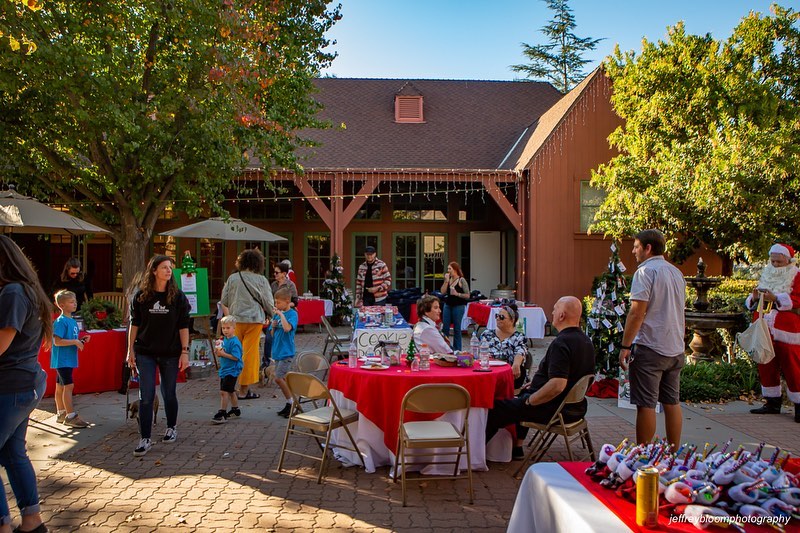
[769,243,796,262]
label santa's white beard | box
[758,263,798,295]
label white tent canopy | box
[0,190,109,235]
[159,217,286,242]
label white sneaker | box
[162,427,177,443]
[133,438,152,457]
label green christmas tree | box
[586,242,630,377]
[320,254,352,326]
[406,337,418,366]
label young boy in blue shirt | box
[213,315,244,423]
[52,290,91,428]
[272,288,299,418]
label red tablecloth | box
[296,299,325,326]
[39,330,127,397]
[38,329,185,397]
[467,302,492,327]
[560,461,799,533]
[329,362,514,452]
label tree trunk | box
[721,255,733,277]
[119,217,151,294]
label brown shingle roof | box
[290,78,563,171]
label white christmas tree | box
[320,254,352,326]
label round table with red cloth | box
[38,328,185,397]
[329,362,513,452]
[296,299,326,326]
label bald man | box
[486,296,596,458]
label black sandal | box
[237,391,261,400]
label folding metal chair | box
[321,316,350,362]
[513,374,596,478]
[392,383,473,506]
[278,372,364,483]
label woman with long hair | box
[126,255,190,457]
[440,262,470,351]
[220,249,273,400]
[0,235,51,533]
[52,257,93,310]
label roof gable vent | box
[394,82,425,123]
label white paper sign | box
[617,261,627,273]
[610,243,617,253]
[589,318,599,330]
[611,291,617,301]
[596,287,603,298]
[608,342,615,352]
[181,274,197,293]
[614,304,625,316]
[618,368,662,413]
[601,318,613,329]
[616,322,624,333]
[186,294,199,314]
[353,328,413,358]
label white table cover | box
[328,389,512,475]
[351,327,413,358]
[462,304,547,339]
[507,462,633,533]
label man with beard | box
[747,243,800,422]
[620,229,686,448]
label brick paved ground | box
[4,328,798,532]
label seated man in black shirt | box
[486,296,595,458]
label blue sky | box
[322,0,781,80]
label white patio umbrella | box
[159,217,286,242]
[0,190,110,235]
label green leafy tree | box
[511,0,602,93]
[585,242,630,376]
[0,0,340,288]
[591,6,800,264]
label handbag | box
[238,272,272,318]
[736,293,775,365]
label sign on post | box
[173,267,210,317]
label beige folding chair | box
[392,384,473,506]
[278,372,364,483]
[513,374,597,478]
[321,316,350,362]
[294,352,331,406]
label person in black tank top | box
[440,262,470,351]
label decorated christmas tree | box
[586,242,630,378]
[320,254,352,326]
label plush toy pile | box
[586,438,799,531]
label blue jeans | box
[136,354,179,439]
[0,369,46,526]
[442,304,467,351]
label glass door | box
[304,233,330,296]
[393,233,419,290]
[422,234,447,293]
[352,233,381,291]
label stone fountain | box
[684,258,748,362]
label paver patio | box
[5,329,799,532]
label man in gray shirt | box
[619,229,686,448]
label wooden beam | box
[485,177,521,228]
[292,176,333,228]
[342,176,381,224]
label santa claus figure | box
[746,243,800,422]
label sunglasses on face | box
[496,314,507,321]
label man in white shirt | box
[619,229,686,448]
[413,295,453,354]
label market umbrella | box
[159,217,286,242]
[0,190,110,235]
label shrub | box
[679,357,759,403]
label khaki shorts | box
[629,344,685,407]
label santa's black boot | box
[750,396,782,414]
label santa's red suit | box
[747,247,800,406]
